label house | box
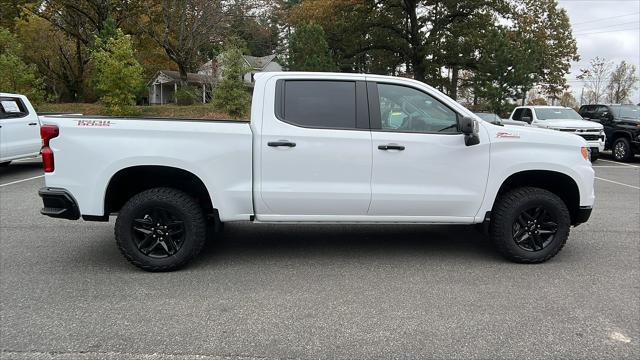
[146,70,212,105]
[198,54,283,86]
[147,55,282,105]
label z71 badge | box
[77,119,113,127]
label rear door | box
[0,96,40,161]
[367,81,490,220]
[257,77,373,218]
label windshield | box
[534,108,583,120]
[474,112,500,122]
[611,105,639,120]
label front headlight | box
[581,147,590,161]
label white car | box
[509,105,605,161]
[0,93,41,166]
[38,72,595,271]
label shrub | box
[175,88,196,106]
[212,44,251,119]
[92,29,144,115]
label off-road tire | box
[115,187,206,272]
[613,137,634,162]
[490,187,571,263]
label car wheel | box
[590,153,599,162]
[613,138,633,162]
[0,161,11,167]
[490,187,570,263]
[115,187,207,272]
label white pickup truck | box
[508,105,605,161]
[38,72,595,271]
[0,93,41,166]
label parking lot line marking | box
[595,176,640,190]
[592,166,638,168]
[0,175,44,188]
[598,159,639,168]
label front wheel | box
[115,187,207,271]
[613,138,634,162]
[490,187,571,263]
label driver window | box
[377,83,458,133]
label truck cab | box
[509,105,605,161]
[579,104,640,162]
[0,93,41,166]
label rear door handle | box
[378,144,405,151]
[268,141,296,148]
[28,122,37,126]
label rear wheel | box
[490,187,570,263]
[612,137,634,162]
[115,187,206,271]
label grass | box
[36,103,241,120]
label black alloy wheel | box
[132,207,185,258]
[512,206,558,252]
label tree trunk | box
[75,38,85,102]
[178,64,188,88]
[449,66,459,100]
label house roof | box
[147,70,212,86]
[198,54,279,73]
[243,54,278,70]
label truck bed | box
[39,115,254,221]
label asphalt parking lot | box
[1,156,638,359]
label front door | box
[367,81,490,221]
[0,97,39,161]
[257,78,372,218]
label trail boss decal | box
[496,131,520,139]
[77,120,113,127]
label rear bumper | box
[573,206,592,226]
[39,187,80,220]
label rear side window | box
[512,108,523,120]
[0,97,28,119]
[277,80,357,129]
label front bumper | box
[39,187,80,220]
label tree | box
[144,0,226,85]
[29,0,143,100]
[92,29,143,114]
[287,22,335,71]
[0,27,47,103]
[15,15,90,101]
[578,57,613,104]
[606,61,638,104]
[474,27,541,114]
[559,91,577,108]
[514,0,579,103]
[212,43,251,118]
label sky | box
[557,0,640,104]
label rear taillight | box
[40,124,59,173]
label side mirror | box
[521,116,532,124]
[460,116,480,146]
[601,112,612,122]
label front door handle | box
[268,141,296,148]
[378,144,405,151]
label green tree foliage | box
[474,28,541,114]
[606,61,638,104]
[514,0,579,101]
[15,15,93,102]
[0,27,47,103]
[287,22,335,71]
[91,29,143,115]
[212,44,251,118]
